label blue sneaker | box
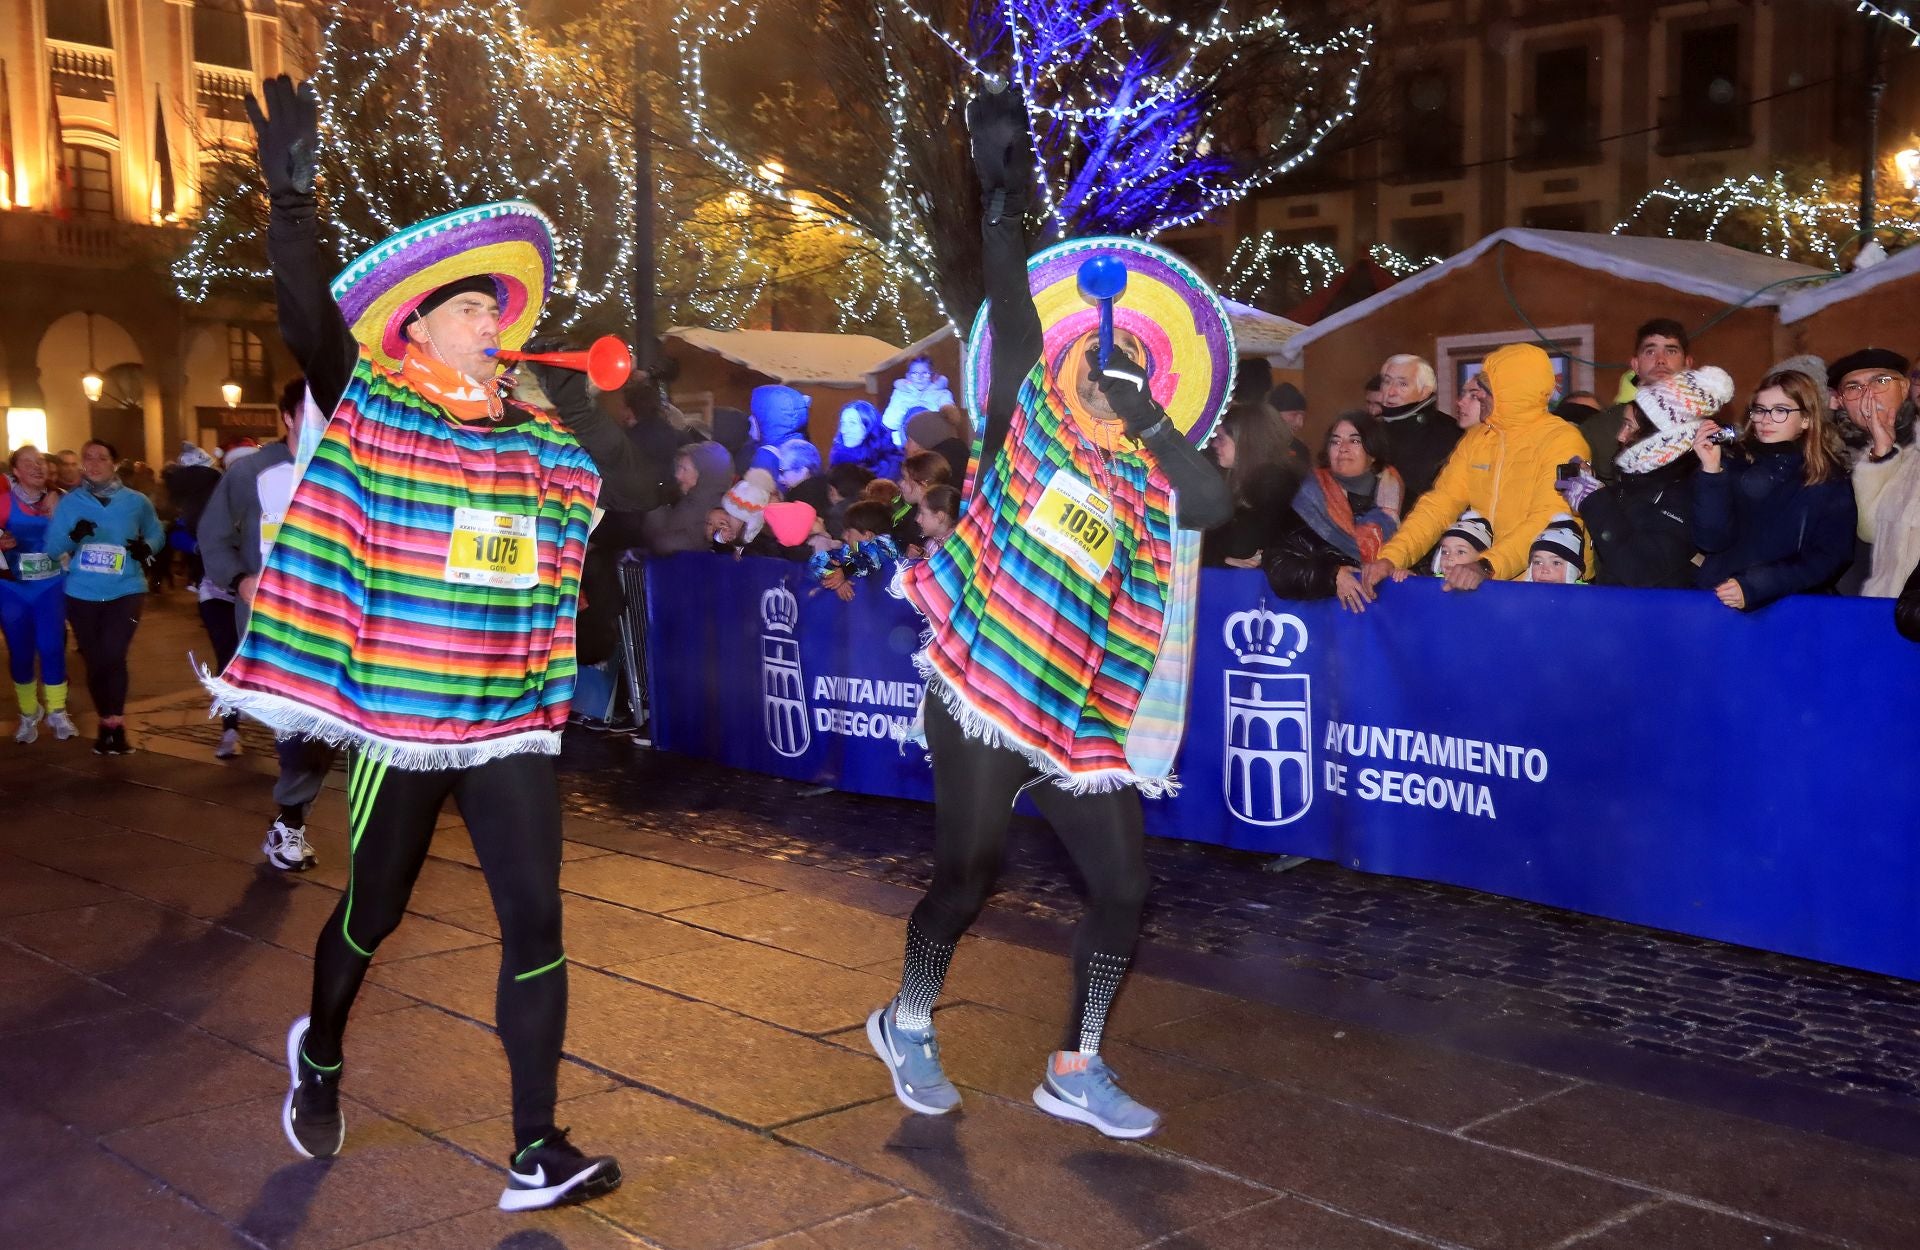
[866,1002,961,1115]
[1033,1052,1161,1139]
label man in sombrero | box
[866,87,1232,1138]
[207,77,656,1210]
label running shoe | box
[1032,1052,1161,1139]
[263,819,318,872]
[215,727,243,759]
[44,710,77,741]
[499,1128,621,1211]
[282,1016,345,1159]
[103,726,134,755]
[92,727,113,755]
[866,1001,961,1115]
[14,708,41,744]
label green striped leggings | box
[304,751,568,1147]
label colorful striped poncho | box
[898,366,1200,795]
[203,350,601,768]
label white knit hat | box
[722,478,771,542]
[1430,510,1494,575]
[1530,513,1586,569]
[1617,366,1735,474]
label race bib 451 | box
[445,509,538,590]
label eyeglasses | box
[1747,405,1803,423]
[1840,374,1901,397]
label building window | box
[47,0,113,48]
[1517,45,1597,166]
[227,326,272,402]
[1395,69,1462,179]
[1660,24,1749,154]
[194,0,253,71]
[64,145,115,219]
[1521,202,1593,233]
[1391,215,1459,261]
[1436,325,1595,413]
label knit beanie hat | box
[1530,513,1586,569]
[904,409,950,450]
[1768,354,1828,390]
[1617,366,1734,475]
[1431,510,1493,574]
[722,477,771,542]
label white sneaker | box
[14,708,42,744]
[43,710,77,741]
[263,820,317,872]
[216,727,243,759]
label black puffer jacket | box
[1578,456,1697,589]
[1379,398,1460,505]
[1263,477,1380,599]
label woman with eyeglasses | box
[1265,411,1403,611]
[1691,369,1856,611]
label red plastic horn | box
[487,335,635,390]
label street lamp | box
[1897,148,1920,192]
[81,312,104,403]
[221,377,243,408]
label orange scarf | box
[400,345,504,421]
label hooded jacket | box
[1378,344,1593,580]
[880,373,957,444]
[641,441,735,556]
[749,385,811,475]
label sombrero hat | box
[964,236,1237,448]
[329,200,554,370]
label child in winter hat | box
[1616,366,1735,475]
[1429,510,1494,576]
[719,477,772,544]
[1526,514,1587,584]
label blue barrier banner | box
[643,552,1920,980]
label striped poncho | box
[204,350,601,768]
[898,366,1200,794]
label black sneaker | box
[92,727,113,755]
[499,1128,621,1211]
[281,1016,345,1159]
[102,726,134,756]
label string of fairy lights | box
[1222,233,1440,308]
[175,0,802,331]
[1614,174,1920,268]
[673,0,1373,330]
[1857,1,1920,46]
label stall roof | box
[1776,246,1914,325]
[864,324,959,389]
[1222,299,1307,358]
[1279,228,1827,363]
[665,327,900,386]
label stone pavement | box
[2,593,1917,1248]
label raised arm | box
[247,77,355,416]
[967,87,1042,474]
[522,348,662,515]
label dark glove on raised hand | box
[519,336,593,419]
[244,75,320,199]
[125,538,155,566]
[1088,344,1167,438]
[69,519,97,543]
[966,85,1032,222]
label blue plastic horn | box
[1077,255,1129,368]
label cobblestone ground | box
[138,697,1920,1111]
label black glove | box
[69,519,97,543]
[244,75,320,199]
[519,336,593,419]
[126,538,155,566]
[1087,344,1166,437]
[966,84,1032,223]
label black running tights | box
[897,696,1149,1053]
[305,752,567,1151]
[65,593,143,719]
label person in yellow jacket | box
[1353,342,1593,599]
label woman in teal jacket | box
[46,439,164,755]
